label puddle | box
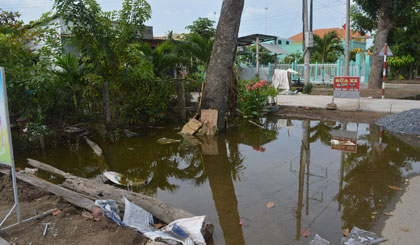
[15,117,420,244]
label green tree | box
[311,31,344,63]
[54,0,152,125]
[282,52,304,64]
[180,33,214,69]
[351,0,418,88]
[185,17,216,39]
[54,53,87,116]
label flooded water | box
[15,117,420,244]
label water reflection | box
[14,118,420,244]
[202,136,245,245]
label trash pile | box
[96,197,206,245]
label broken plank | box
[25,159,214,240]
[85,137,103,156]
[0,169,95,211]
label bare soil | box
[0,172,148,245]
[275,106,390,124]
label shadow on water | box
[14,117,420,244]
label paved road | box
[381,175,420,245]
[276,94,420,113]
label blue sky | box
[1,0,355,39]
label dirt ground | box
[275,106,390,124]
[0,172,148,245]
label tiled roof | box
[288,28,370,41]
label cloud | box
[242,7,267,19]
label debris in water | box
[310,234,330,245]
[85,137,103,156]
[124,129,139,138]
[128,147,134,150]
[181,118,202,135]
[52,210,62,216]
[341,227,386,244]
[301,228,311,237]
[64,126,84,133]
[384,212,393,216]
[388,185,403,191]
[103,171,146,186]
[343,228,350,237]
[156,137,181,145]
[400,227,409,232]
[266,202,275,209]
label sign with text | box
[331,129,358,153]
[0,68,13,166]
[333,76,360,98]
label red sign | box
[334,76,360,92]
[331,136,357,153]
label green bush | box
[303,83,313,94]
[236,79,278,118]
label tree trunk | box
[174,69,187,121]
[103,81,111,124]
[368,0,394,89]
[202,0,245,131]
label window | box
[286,41,290,45]
[277,40,282,45]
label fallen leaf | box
[266,202,275,209]
[301,228,311,237]
[343,228,350,237]
[384,212,393,216]
[400,227,409,232]
[52,210,62,216]
[388,185,403,191]
[239,218,249,227]
[151,223,165,229]
[371,215,376,219]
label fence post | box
[336,60,341,76]
[356,53,361,78]
[365,55,370,83]
[268,63,272,82]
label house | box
[276,27,370,60]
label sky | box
[1,0,359,40]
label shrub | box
[237,79,278,118]
[303,83,313,94]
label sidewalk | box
[381,175,420,244]
[276,95,420,113]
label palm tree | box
[54,53,86,116]
[311,31,344,63]
[180,33,214,70]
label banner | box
[0,68,13,166]
[333,76,360,98]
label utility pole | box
[310,0,313,32]
[265,7,268,34]
[344,0,350,76]
[303,0,310,85]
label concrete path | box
[0,237,9,245]
[381,175,420,245]
[276,95,420,113]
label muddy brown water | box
[15,117,420,244]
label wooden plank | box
[28,159,70,178]
[85,137,103,156]
[25,159,214,240]
[0,169,95,211]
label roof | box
[237,34,278,46]
[288,28,370,41]
[260,43,289,55]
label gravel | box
[376,109,420,136]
